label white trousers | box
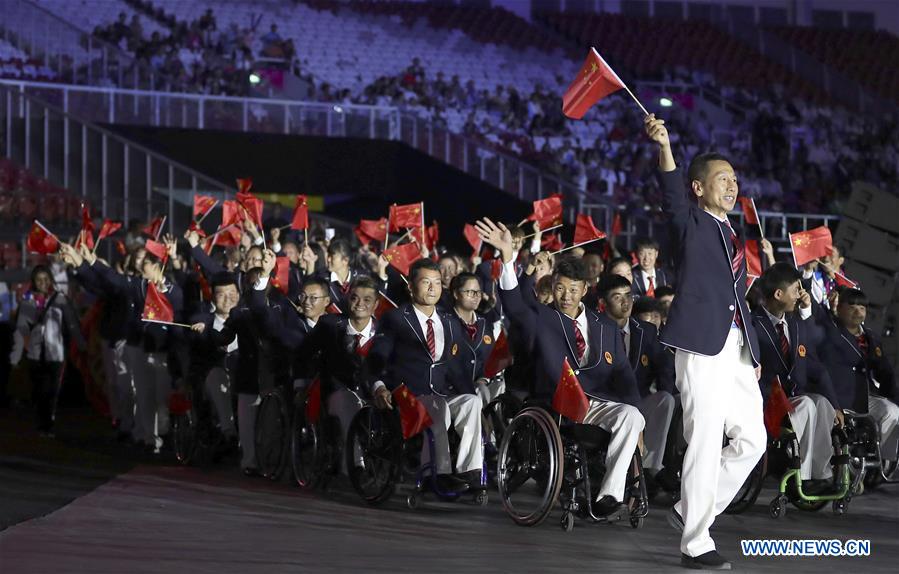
[638,391,676,472]
[204,367,235,437]
[476,377,506,410]
[787,393,835,480]
[102,340,134,433]
[328,387,365,473]
[869,395,899,462]
[583,399,645,501]
[418,394,483,475]
[674,328,767,557]
[237,393,260,470]
[126,345,171,447]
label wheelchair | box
[290,381,344,490]
[843,411,899,491]
[254,384,293,481]
[170,384,226,467]
[344,404,489,509]
[496,403,648,531]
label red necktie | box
[463,322,478,341]
[725,222,745,329]
[856,334,868,358]
[426,318,436,360]
[646,276,655,298]
[353,333,362,352]
[573,320,586,364]
[776,322,791,366]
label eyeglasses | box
[458,289,482,298]
[301,294,328,303]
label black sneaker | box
[680,551,731,570]
[668,507,685,533]
[435,473,469,494]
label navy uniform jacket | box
[819,317,896,413]
[298,313,378,396]
[209,301,278,395]
[621,317,676,398]
[631,266,675,297]
[751,308,839,408]
[451,313,497,384]
[367,304,472,398]
[71,261,129,343]
[658,168,760,364]
[500,283,640,406]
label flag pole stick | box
[591,47,648,116]
[751,198,765,241]
[522,223,562,239]
[622,82,649,116]
[304,227,309,246]
[156,215,166,241]
[384,204,395,253]
[196,200,219,225]
[551,236,605,255]
[141,318,193,328]
[34,220,59,241]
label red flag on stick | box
[790,226,833,267]
[834,272,858,289]
[563,48,630,119]
[764,376,795,437]
[142,282,174,323]
[193,195,218,221]
[573,214,607,245]
[271,256,290,295]
[388,202,423,232]
[463,223,482,256]
[527,194,563,229]
[305,379,322,425]
[393,384,433,439]
[97,219,123,242]
[738,197,760,226]
[142,216,165,240]
[745,239,763,278]
[26,221,59,254]
[358,218,388,243]
[412,221,439,251]
[374,292,398,320]
[290,195,309,231]
[222,200,243,227]
[75,204,95,250]
[541,233,564,251]
[144,239,168,264]
[552,357,590,423]
[236,178,253,195]
[383,242,422,276]
[484,329,512,378]
[237,193,263,230]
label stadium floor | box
[1,407,897,573]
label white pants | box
[328,387,365,473]
[204,367,235,437]
[102,340,134,433]
[787,393,835,480]
[674,328,767,557]
[583,399,645,501]
[418,394,483,475]
[126,346,171,447]
[638,391,676,473]
[869,395,899,462]
[476,377,506,410]
[237,393,260,470]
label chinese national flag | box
[305,379,322,425]
[562,48,626,120]
[97,219,123,242]
[764,376,795,437]
[790,226,832,267]
[26,221,59,254]
[738,197,760,226]
[236,192,263,229]
[463,223,482,256]
[75,205,95,250]
[541,233,564,251]
[236,178,253,195]
[484,329,513,378]
[490,258,503,281]
[358,218,388,243]
[744,239,763,277]
[222,200,243,227]
[271,256,290,295]
[611,212,623,238]
[212,224,241,248]
[573,214,606,245]
[374,292,398,320]
[290,195,309,231]
[412,221,439,250]
[552,357,590,423]
[383,242,422,276]
[193,195,217,220]
[388,202,423,232]
[392,384,433,439]
[834,272,858,289]
[528,194,563,229]
[142,282,174,323]
[326,302,342,315]
[144,239,168,264]
[142,216,165,239]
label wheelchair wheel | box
[172,413,196,466]
[725,452,767,514]
[345,406,402,505]
[497,407,564,527]
[255,390,290,481]
[291,395,323,489]
[484,392,523,446]
[786,482,828,512]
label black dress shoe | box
[435,473,469,493]
[242,467,261,477]
[668,507,684,533]
[681,551,731,570]
[457,469,484,490]
[655,467,681,493]
[594,495,624,517]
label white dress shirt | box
[347,317,374,349]
[763,305,812,345]
[641,270,657,293]
[213,311,239,353]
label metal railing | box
[0,82,233,236]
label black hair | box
[654,285,675,299]
[349,275,379,294]
[635,238,660,252]
[761,262,802,299]
[840,288,868,307]
[450,271,481,294]
[30,264,53,287]
[597,274,632,301]
[327,237,352,259]
[210,271,238,290]
[687,152,731,184]
[302,276,330,293]
[553,258,590,283]
[507,224,526,240]
[409,258,440,282]
[632,296,661,317]
[606,256,632,273]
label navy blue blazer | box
[622,317,676,398]
[298,313,379,396]
[367,304,472,398]
[751,309,839,409]
[819,317,896,413]
[657,168,760,364]
[631,266,675,297]
[499,283,640,406]
[451,313,497,384]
